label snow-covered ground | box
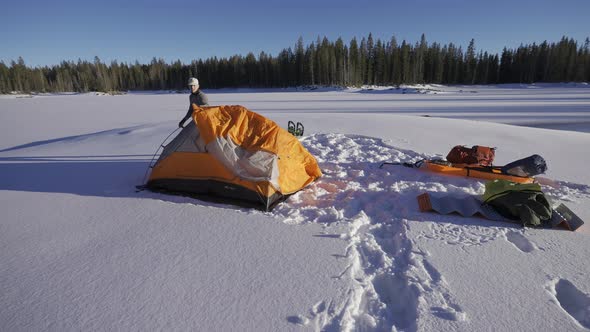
[1,84,590,331]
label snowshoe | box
[296,122,304,136]
[288,121,296,136]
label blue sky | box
[1,0,588,67]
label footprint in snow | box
[548,278,590,329]
[286,315,308,326]
[505,230,537,253]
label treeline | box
[1,34,589,93]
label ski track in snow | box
[273,133,590,331]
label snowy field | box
[1,84,590,331]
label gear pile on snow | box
[404,144,584,231]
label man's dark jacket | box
[179,90,209,126]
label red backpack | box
[446,145,496,166]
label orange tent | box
[147,105,322,210]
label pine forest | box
[1,34,589,93]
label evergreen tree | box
[314,36,322,85]
[304,45,315,85]
[400,40,411,83]
[415,34,428,83]
[565,37,578,81]
[295,37,305,86]
[536,41,550,82]
[465,39,477,84]
[389,36,401,85]
[432,42,444,83]
[359,37,368,84]
[374,40,386,85]
[95,56,113,91]
[499,48,513,83]
[366,33,374,84]
[334,37,346,86]
[0,61,11,93]
[349,38,361,86]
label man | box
[178,77,209,128]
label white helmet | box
[188,77,199,86]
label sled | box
[420,160,535,184]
